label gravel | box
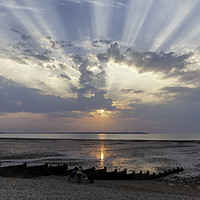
[0,176,200,200]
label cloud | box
[59,74,71,80]
[121,89,144,94]
[160,86,191,94]
[72,84,96,95]
[96,42,193,81]
[92,39,111,47]
[58,63,68,70]
[124,49,192,74]
[77,58,106,94]
[76,92,114,111]
[97,42,124,63]
[9,56,28,65]
[10,28,31,41]
[70,54,83,65]
[118,85,200,133]
[177,70,200,85]
[122,87,200,121]
[0,76,114,114]
[45,35,73,49]
[33,54,54,62]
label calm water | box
[0,133,200,140]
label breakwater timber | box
[0,163,184,180]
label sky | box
[0,0,200,134]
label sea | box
[0,133,200,181]
[0,133,200,140]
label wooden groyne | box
[0,163,184,180]
[0,163,68,178]
[79,167,184,180]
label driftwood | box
[0,163,184,180]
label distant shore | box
[0,132,150,134]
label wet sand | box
[0,176,200,200]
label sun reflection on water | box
[98,133,105,140]
[100,152,104,161]
[100,142,105,169]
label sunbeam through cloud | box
[1,0,200,133]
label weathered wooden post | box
[147,171,150,178]
[23,163,27,178]
[151,172,156,179]
[132,170,136,179]
[104,167,107,172]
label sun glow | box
[105,61,177,104]
[100,109,104,113]
[96,109,108,117]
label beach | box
[1,137,200,199]
[0,176,200,200]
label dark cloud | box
[70,54,83,65]
[121,89,144,94]
[58,63,68,70]
[33,54,55,62]
[97,53,109,62]
[59,74,71,80]
[79,59,93,85]
[178,70,200,85]
[10,28,30,41]
[0,76,114,114]
[8,28,194,86]
[97,42,124,63]
[160,86,191,94]
[125,49,192,74]
[107,42,124,63]
[7,29,75,70]
[45,35,73,49]
[48,111,90,120]
[123,87,200,122]
[92,39,111,47]
[99,39,111,45]
[10,28,20,34]
[72,84,96,94]
[21,34,31,41]
[23,49,33,54]
[76,92,114,111]
[96,43,192,81]
[119,86,200,133]
[46,64,57,69]
[152,86,193,102]
[77,58,106,95]
[9,56,27,65]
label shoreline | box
[0,176,200,200]
[1,137,200,142]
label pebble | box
[0,176,200,200]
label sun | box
[100,109,105,113]
[90,109,113,118]
[96,109,107,117]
